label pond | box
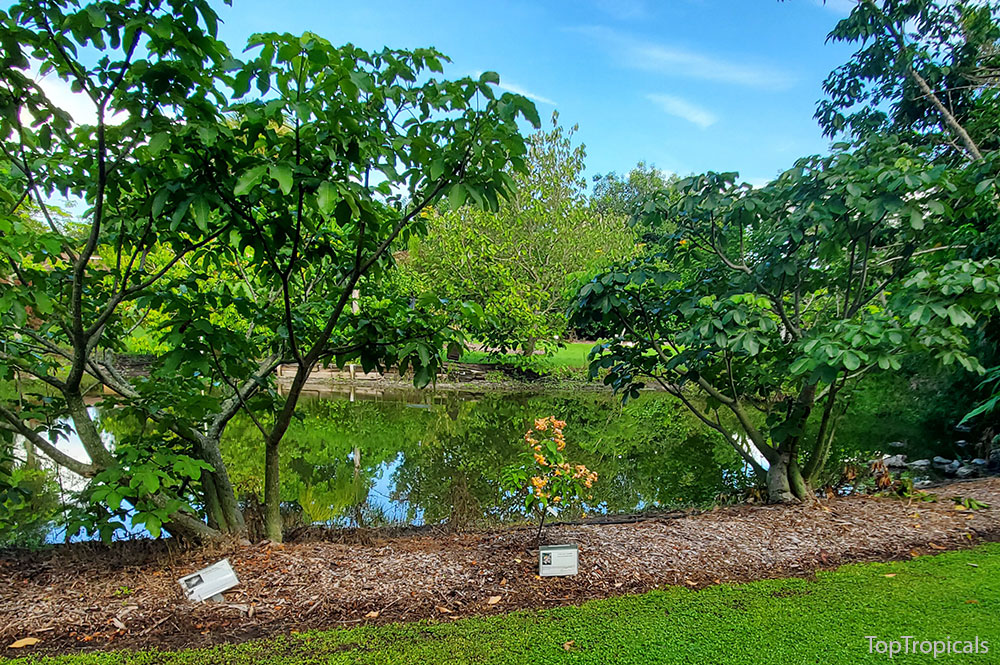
[24,374,942,543]
[216,388,759,530]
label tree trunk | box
[788,459,809,501]
[264,438,283,542]
[202,469,223,531]
[198,438,246,535]
[766,454,798,503]
[522,337,537,356]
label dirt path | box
[3,478,999,656]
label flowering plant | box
[502,416,597,542]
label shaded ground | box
[2,478,999,657]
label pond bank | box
[3,478,999,657]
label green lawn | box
[547,342,597,369]
[6,544,1000,664]
[459,342,597,372]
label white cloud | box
[646,93,717,128]
[496,81,557,106]
[571,26,796,91]
[472,71,557,106]
[23,68,126,126]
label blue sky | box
[216,1,858,187]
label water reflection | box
[220,389,752,529]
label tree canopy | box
[0,0,537,542]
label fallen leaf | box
[563,640,575,651]
[365,611,379,619]
[435,605,452,614]
[499,578,507,586]
[968,563,979,568]
[514,559,522,564]
[929,543,946,550]
[8,638,40,649]
[884,574,896,578]
[487,596,502,605]
[967,599,979,604]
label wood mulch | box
[3,477,1000,656]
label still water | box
[218,388,755,529]
[27,381,916,543]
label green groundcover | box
[5,543,1000,664]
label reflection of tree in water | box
[222,392,757,530]
[390,392,751,526]
[70,382,947,535]
[222,399,431,527]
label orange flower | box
[533,453,548,466]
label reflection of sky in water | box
[21,409,156,543]
[23,389,768,540]
[367,454,424,526]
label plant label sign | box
[539,544,578,577]
[178,559,239,602]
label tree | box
[591,161,678,219]
[405,114,635,355]
[815,0,1000,434]
[573,136,1000,502]
[0,0,536,542]
[816,0,1000,160]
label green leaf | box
[317,181,336,215]
[148,133,170,156]
[33,290,52,315]
[191,197,211,232]
[151,188,170,218]
[234,165,268,196]
[449,183,467,209]
[270,164,294,195]
[789,357,811,374]
[334,198,352,225]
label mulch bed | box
[3,477,1000,657]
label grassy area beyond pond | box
[7,544,999,664]
[459,341,596,372]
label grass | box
[547,342,596,370]
[6,544,1000,664]
[459,342,597,372]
